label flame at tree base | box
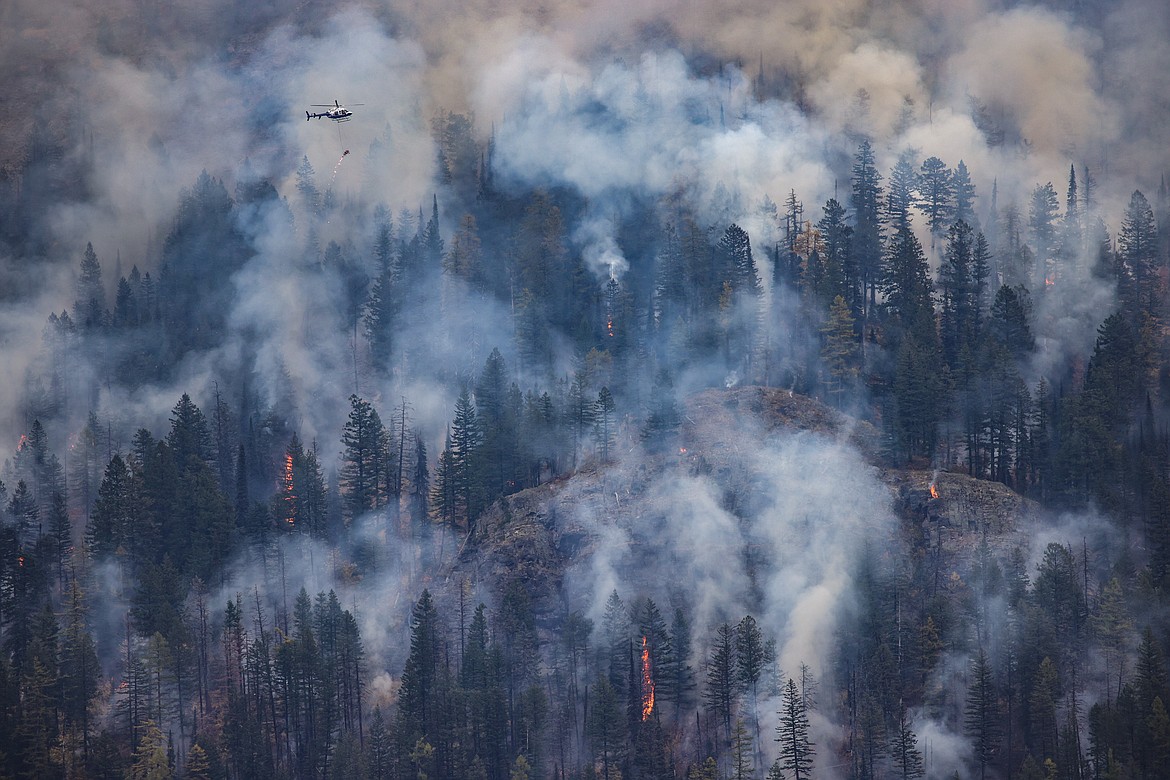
[641,636,654,721]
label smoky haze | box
[0,0,1166,777]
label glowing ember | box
[929,483,939,500]
[641,636,655,721]
[18,556,24,567]
[16,434,27,451]
[1045,275,1055,287]
[606,317,615,337]
[679,447,688,454]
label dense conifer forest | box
[3,0,1170,778]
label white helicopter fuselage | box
[306,104,354,122]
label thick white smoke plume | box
[2,0,1164,441]
[0,0,1167,774]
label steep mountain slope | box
[448,386,1037,631]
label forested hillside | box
[2,0,1170,778]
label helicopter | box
[305,100,363,122]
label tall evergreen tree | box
[399,590,440,743]
[776,677,814,780]
[886,151,918,233]
[339,395,386,523]
[953,160,978,228]
[881,221,935,340]
[586,675,625,780]
[60,580,101,762]
[964,647,1000,780]
[594,387,616,463]
[851,138,885,316]
[821,295,860,407]
[890,708,925,779]
[704,622,737,740]
[1118,190,1160,316]
[816,198,856,310]
[939,220,978,367]
[917,156,955,240]
[74,242,106,330]
[363,210,399,373]
[450,387,483,534]
[1029,182,1060,289]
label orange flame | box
[282,454,297,525]
[929,483,939,500]
[679,447,688,455]
[16,434,27,451]
[606,317,615,337]
[641,636,655,721]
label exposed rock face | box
[889,469,1035,550]
[449,387,1039,622]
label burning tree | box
[641,636,655,720]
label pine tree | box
[74,242,106,329]
[964,647,1000,780]
[816,198,856,309]
[890,709,925,778]
[586,675,625,780]
[399,590,440,743]
[776,677,814,780]
[917,156,955,239]
[410,433,430,533]
[704,622,737,739]
[851,138,885,316]
[185,742,211,779]
[47,492,69,589]
[112,272,135,325]
[594,387,616,463]
[476,348,520,501]
[820,295,859,406]
[1118,190,1160,316]
[893,332,944,461]
[881,220,935,340]
[886,151,918,231]
[430,429,458,527]
[167,393,212,469]
[731,717,754,780]
[367,706,392,780]
[939,220,977,367]
[85,453,134,558]
[449,387,483,534]
[339,395,386,523]
[363,211,399,372]
[567,369,597,468]
[127,720,169,780]
[642,370,681,450]
[1029,183,1060,289]
[601,589,629,691]
[660,607,696,720]
[1059,164,1081,270]
[953,160,978,228]
[60,580,101,762]
[987,285,1035,360]
[720,224,762,298]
